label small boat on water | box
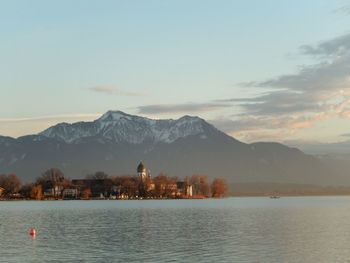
[270,195,280,199]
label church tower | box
[137,162,147,181]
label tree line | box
[0,168,229,200]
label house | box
[176,181,193,198]
[72,179,112,198]
[137,162,193,198]
[43,181,64,198]
[62,188,78,199]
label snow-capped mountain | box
[40,111,221,144]
[0,111,337,185]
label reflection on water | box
[1,197,350,262]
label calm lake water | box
[1,197,350,262]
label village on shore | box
[0,162,229,200]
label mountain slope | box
[0,111,337,185]
[40,111,226,144]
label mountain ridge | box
[39,110,226,145]
[0,110,340,185]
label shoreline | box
[2,194,350,201]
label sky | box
[1,0,350,146]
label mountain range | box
[0,111,346,185]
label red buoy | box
[29,228,37,237]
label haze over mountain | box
[0,111,346,185]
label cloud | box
[210,117,291,142]
[221,90,321,115]
[137,102,232,115]
[217,32,350,141]
[0,114,101,138]
[332,5,350,16]
[135,33,350,141]
[211,115,317,135]
[340,133,350,137]
[89,85,144,97]
[0,114,101,123]
[300,34,350,58]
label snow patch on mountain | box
[40,111,217,144]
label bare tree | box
[153,173,177,198]
[123,176,139,198]
[30,185,43,200]
[81,188,92,199]
[0,174,21,197]
[19,183,34,199]
[36,168,65,198]
[86,171,109,180]
[211,178,229,198]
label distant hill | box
[0,111,342,185]
[231,182,350,196]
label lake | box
[1,197,350,262]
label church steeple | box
[137,161,147,181]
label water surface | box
[1,197,350,262]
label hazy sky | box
[1,0,350,144]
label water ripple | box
[1,197,350,262]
